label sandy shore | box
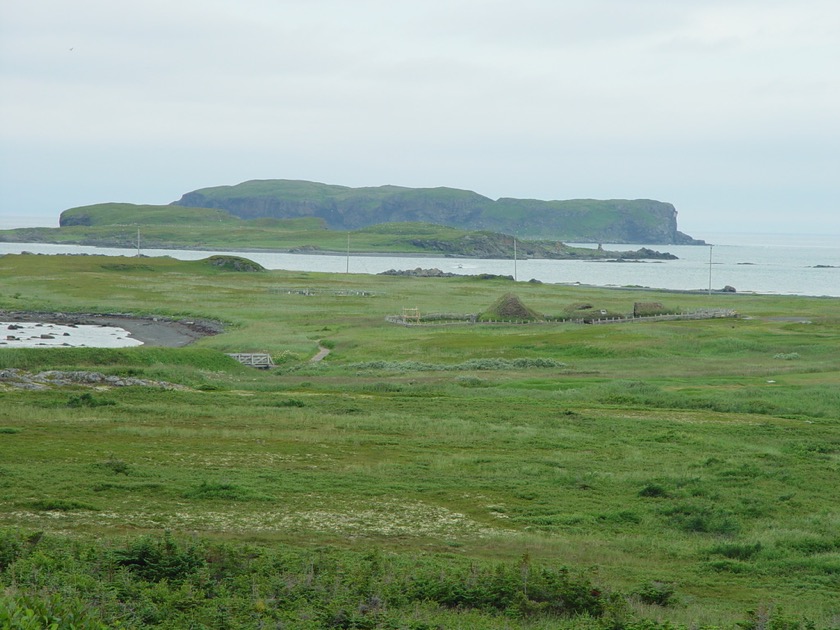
[0,311,223,348]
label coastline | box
[1,239,837,298]
[0,240,680,260]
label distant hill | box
[172,179,704,245]
[7,203,679,260]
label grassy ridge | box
[60,202,240,226]
[0,253,838,627]
[0,205,669,259]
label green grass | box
[0,253,838,627]
[0,198,686,257]
[0,217,652,260]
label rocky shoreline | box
[378,268,514,280]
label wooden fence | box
[386,309,738,327]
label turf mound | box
[480,293,542,321]
[204,255,265,272]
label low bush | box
[638,483,670,498]
[93,456,132,475]
[0,530,826,628]
[708,541,763,560]
[111,532,204,582]
[29,499,98,512]
[633,580,677,607]
[274,398,305,407]
[0,592,110,629]
[404,560,604,618]
[67,392,115,408]
[660,502,740,536]
[455,376,494,388]
[348,358,567,372]
[183,480,269,501]
[0,531,23,571]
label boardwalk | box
[226,353,275,369]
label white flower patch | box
[275,498,500,539]
[1,498,508,541]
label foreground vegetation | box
[0,253,838,628]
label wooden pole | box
[513,237,517,281]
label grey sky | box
[1,0,838,238]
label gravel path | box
[310,344,331,362]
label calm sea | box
[1,233,837,297]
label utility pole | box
[346,233,350,274]
[708,245,714,296]
[136,227,141,257]
[513,237,518,281]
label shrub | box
[779,536,840,555]
[633,301,670,317]
[274,398,305,407]
[661,503,740,535]
[406,560,604,618]
[29,499,97,512]
[0,530,23,571]
[66,392,115,408]
[708,541,763,560]
[348,358,566,372]
[111,532,204,582]
[633,581,677,607]
[455,376,493,388]
[93,456,132,475]
[0,592,110,629]
[183,480,270,501]
[738,605,809,630]
[638,483,669,498]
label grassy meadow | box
[0,252,838,628]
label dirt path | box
[310,344,331,362]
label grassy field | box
[0,253,838,628]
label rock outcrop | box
[0,369,187,391]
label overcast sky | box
[1,1,838,238]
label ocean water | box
[1,233,837,297]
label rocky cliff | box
[173,180,704,245]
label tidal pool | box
[1,322,143,348]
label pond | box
[1,321,142,348]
